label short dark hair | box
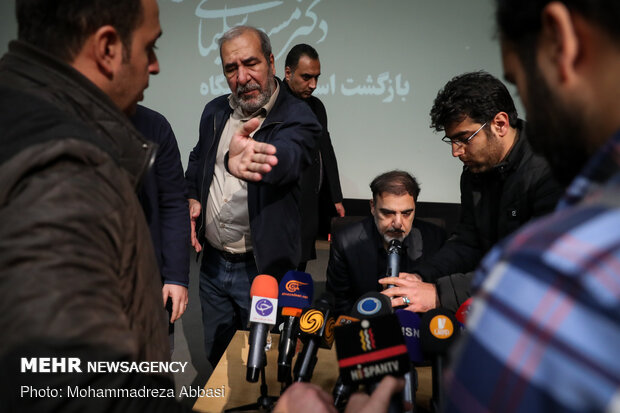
[496,0,620,62]
[429,71,518,132]
[219,26,272,64]
[16,0,144,62]
[285,44,319,71]
[370,170,421,202]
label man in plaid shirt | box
[445,1,620,412]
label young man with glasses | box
[381,71,563,313]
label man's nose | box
[149,51,160,75]
[452,142,465,157]
[237,66,250,85]
[393,214,402,228]
[309,78,317,90]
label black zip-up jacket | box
[415,120,564,311]
[185,78,321,279]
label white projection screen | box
[0,0,523,203]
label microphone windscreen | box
[455,297,472,325]
[250,274,278,299]
[278,270,314,309]
[350,292,393,319]
[419,308,459,357]
[395,309,424,363]
[388,239,402,252]
[335,314,410,385]
[299,302,335,349]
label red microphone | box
[455,297,473,326]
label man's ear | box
[269,53,275,76]
[492,111,511,138]
[369,199,376,216]
[284,66,292,82]
[92,25,123,79]
[539,2,581,85]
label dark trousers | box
[199,245,258,368]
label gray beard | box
[233,79,274,115]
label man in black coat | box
[283,44,346,270]
[382,72,564,313]
[185,26,321,367]
[326,171,446,316]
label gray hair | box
[218,25,272,63]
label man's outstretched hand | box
[228,117,278,182]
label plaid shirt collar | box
[558,130,620,210]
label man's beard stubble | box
[233,78,274,115]
[524,65,591,187]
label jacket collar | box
[559,129,620,209]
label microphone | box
[395,309,424,364]
[420,308,460,413]
[396,309,425,413]
[332,375,357,411]
[333,316,359,410]
[455,297,473,329]
[386,239,402,288]
[333,292,393,410]
[293,292,335,383]
[334,314,410,413]
[350,291,393,319]
[276,271,314,384]
[246,274,279,383]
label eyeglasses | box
[441,122,487,147]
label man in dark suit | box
[326,170,446,316]
[130,105,190,353]
[283,44,346,270]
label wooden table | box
[193,331,431,412]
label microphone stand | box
[225,366,279,412]
[403,367,418,413]
[430,356,443,413]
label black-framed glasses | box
[441,122,487,147]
